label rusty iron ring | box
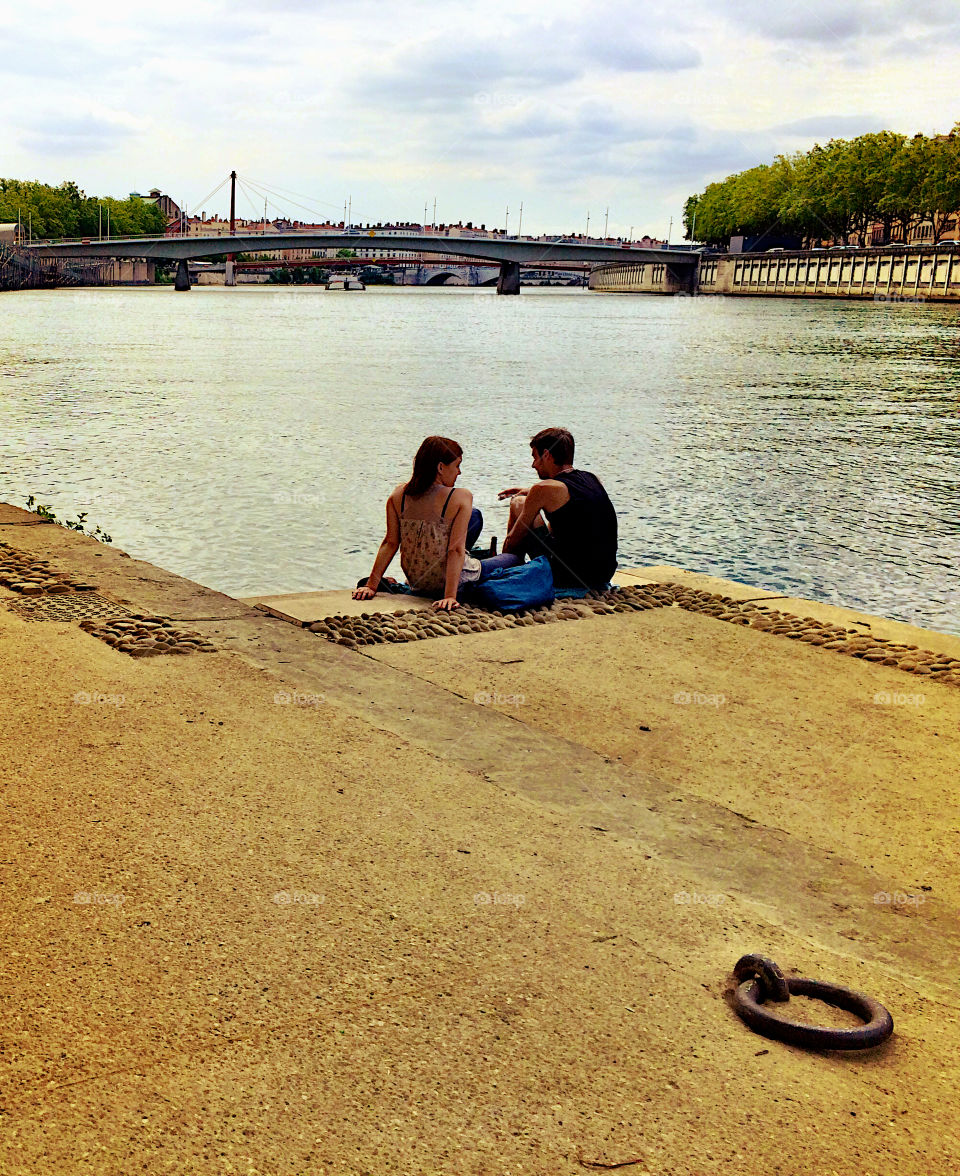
[733,954,790,1002]
[732,956,894,1050]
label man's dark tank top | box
[543,470,618,588]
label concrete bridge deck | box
[27,233,698,294]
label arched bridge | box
[27,233,697,294]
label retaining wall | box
[591,245,960,302]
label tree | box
[0,178,165,240]
[916,127,960,240]
[684,124,960,249]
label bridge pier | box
[225,259,236,287]
[496,260,521,295]
[174,259,191,292]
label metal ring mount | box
[732,955,894,1050]
[733,953,790,1002]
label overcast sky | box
[0,0,956,238]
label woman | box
[353,436,495,612]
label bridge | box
[27,233,697,294]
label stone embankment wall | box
[591,245,960,302]
[588,258,695,294]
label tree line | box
[0,178,167,240]
[683,127,960,248]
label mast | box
[226,169,238,286]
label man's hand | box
[497,486,528,500]
[352,585,377,600]
[433,596,460,612]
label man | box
[498,427,618,589]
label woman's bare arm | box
[352,492,401,599]
[436,490,472,611]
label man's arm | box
[502,481,568,554]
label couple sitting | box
[353,427,618,612]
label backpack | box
[467,556,555,613]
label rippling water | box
[1,285,958,633]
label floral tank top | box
[399,489,481,596]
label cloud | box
[0,29,118,79]
[352,8,699,113]
[18,113,139,158]
[724,0,960,48]
[772,114,885,138]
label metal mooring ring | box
[733,954,790,1002]
[732,955,894,1050]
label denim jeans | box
[467,508,483,551]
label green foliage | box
[684,126,960,247]
[0,178,166,240]
[25,495,112,543]
[335,248,356,258]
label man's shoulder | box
[570,469,612,495]
[529,479,568,498]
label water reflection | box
[0,286,957,634]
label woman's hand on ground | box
[352,585,377,600]
[433,597,460,612]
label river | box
[1,285,957,634]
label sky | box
[0,0,957,239]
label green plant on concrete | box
[25,495,112,543]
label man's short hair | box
[530,427,574,466]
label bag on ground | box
[468,556,555,613]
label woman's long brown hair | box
[405,436,463,498]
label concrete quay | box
[590,242,960,302]
[2,501,960,1175]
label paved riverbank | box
[2,503,959,1175]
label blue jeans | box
[478,552,521,577]
[467,509,521,578]
[467,508,483,551]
